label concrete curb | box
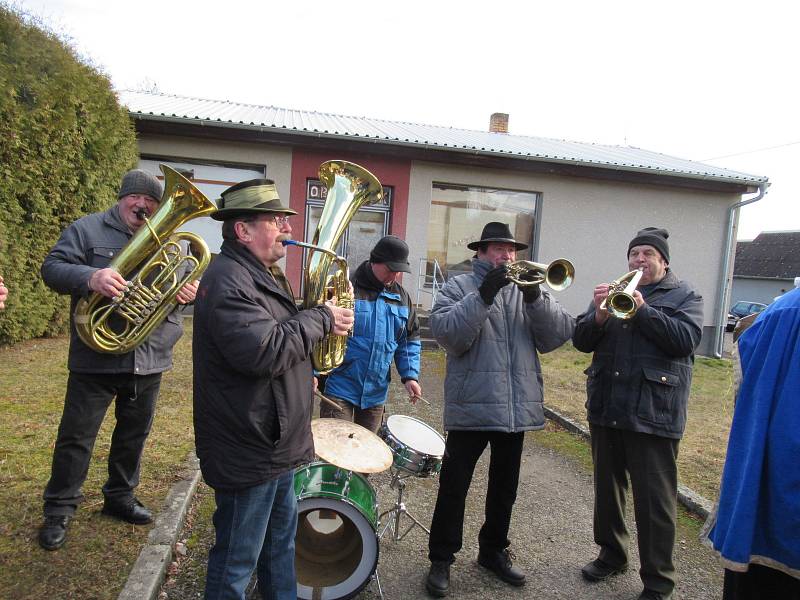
[543,406,714,520]
[118,452,202,600]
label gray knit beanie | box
[118,169,163,201]
[628,227,670,263]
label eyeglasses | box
[245,215,291,227]
[270,215,292,227]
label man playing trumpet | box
[425,222,574,596]
[573,227,704,600]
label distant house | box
[732,231,800,305]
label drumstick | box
[315,390,344,412]
[411,394,431,406]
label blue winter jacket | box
[324,261,421,409]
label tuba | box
[507,258,575,291]
[285,160,383,374]
[74,165,216,353]
[600,268,644,319]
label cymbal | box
[311,418,393,473]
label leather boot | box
[581,558,628,582]
[101,497,153,525]
[38,515,71,551]
[425,560,450,597]
[477,548,526,586]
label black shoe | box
[581,558,628,582]
[638,590,673,600]
[477,548,526,587]
[425,561,450,597]
[38,515,70,551]
[101,498,153,525]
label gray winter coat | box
[430,259,575,432]
[41,205,184,375]
[572,269,704,439]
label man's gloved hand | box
[518,271,541,303]
[478,264,511,305]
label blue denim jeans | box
[204,470,297,600]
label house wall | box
[409,161,739,355]
[731,277,794,307]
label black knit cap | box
[628,227,670,263]
[370,235,411,273]
[117,169,163,202]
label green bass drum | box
[294,461,379,600]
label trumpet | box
[506,259,575,291]
[600,268,644,319]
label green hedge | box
[0,5,138,345]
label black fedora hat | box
[467,221,529,251]
[211,178,297,221]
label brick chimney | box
[489,113,509,133]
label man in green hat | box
[192,178,353,600]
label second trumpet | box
[600,268,644,319]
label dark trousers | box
[590,424,679,595]
[723,565,800,600]
[43,371,161,516]
[428,430,524,563]
[318,395,385,435]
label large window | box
[426,183,539,278]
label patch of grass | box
[0,322,195,600]
[540,342,733,502]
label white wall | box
[408,161,739,328]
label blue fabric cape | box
[703,287,800,577]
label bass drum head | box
[295,496,379,600]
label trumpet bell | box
[507,258,575,292]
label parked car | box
[727,300,767,332]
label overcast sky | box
[15,0,799,240]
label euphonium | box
[600,268,644,319]
[507,258,575,291]
[287,160,383,374]
[74,165,216,353]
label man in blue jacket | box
[702,285,800,599]
[320,235,422,433]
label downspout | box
[713,182,769,357]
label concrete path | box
[354,440,722,600]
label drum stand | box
[378,468,430,542]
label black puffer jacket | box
[192,240,332,490]
[572,269,704,439]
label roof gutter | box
[713,182,770,358]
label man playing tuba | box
[37,170,199,551]
[192,179,353,599]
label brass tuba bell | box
[284,160,384,374]
[74,165,216,353]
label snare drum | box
[294,461,379,600]
[380,414,446,477]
